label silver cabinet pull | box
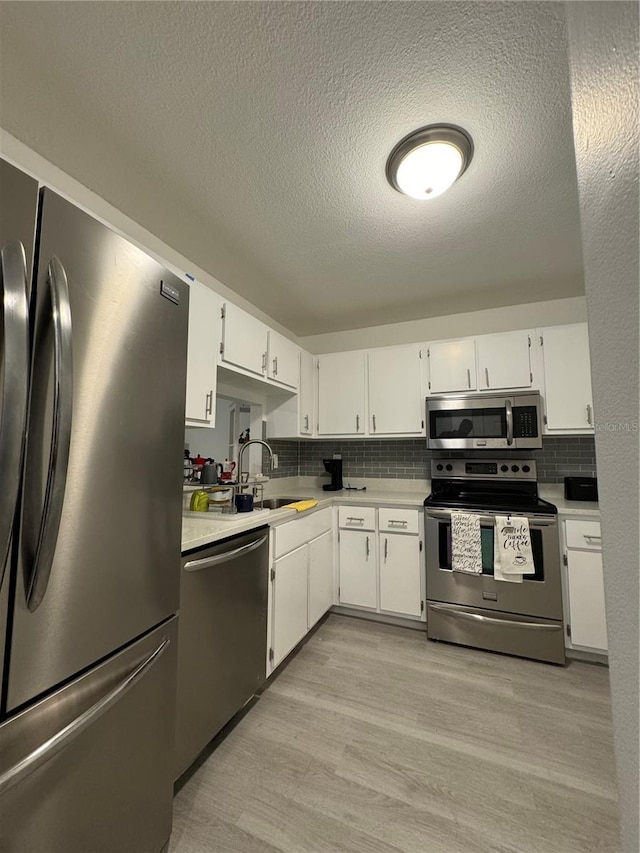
[184,534,268,571]
[261,352,267,372]
[205,390,213,416]
[384,538,388,560]
[0,242,30,588]
[273,356,278,376]
[505,399,514,446]
[27,257,74,613]
[485,367,490,387]
[372,414,376,432]
[304,414,309,431]
[429,603,563,631]
[0,636,170,796]
[586,404,592,425]
[467,368,471,389]
[366,536,370,559]
[346,516,365,524]
[583,534,602,542]
[388,519,408,527]
[356,414,360,432]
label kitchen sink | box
[260,497,313,509]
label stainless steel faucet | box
[237,439,274,483]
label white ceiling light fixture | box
[386,124,474,200]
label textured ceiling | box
[0,1,584,335]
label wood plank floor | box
[170,614,620,853]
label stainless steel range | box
[424,458,565,665]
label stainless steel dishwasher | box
[174,527,269,780]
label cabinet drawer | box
[378,508,418,535]
[274,507,333,559]
[338,506,376,531]
[565,519,602,550]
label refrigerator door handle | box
[27,257,73,612]
[0,242,30,585]
[0,635,170,796]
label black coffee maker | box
[322,458,343,491]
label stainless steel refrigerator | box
[0,158,188,852]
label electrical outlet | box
[332,453,342,460]
[272,454,279,469]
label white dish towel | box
[494,515,534,583]
[451,511,483,574]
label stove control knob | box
[511,464,520,473]
[522,464,531,473]
[436,463,444,472]
[500,464,509,472]
[445,464,453,472]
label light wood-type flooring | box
[170,614,620,853]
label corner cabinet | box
[476,330,534,390]
[267,329,299,390]
[185,281,221,427]
[540,324,594,433]
[220,302,269,377]
[317,351,366,435]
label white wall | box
[300,296,587,353]
[566,4,639,850]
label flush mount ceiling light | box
[386,124,474,200]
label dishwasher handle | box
[184,533,268,572]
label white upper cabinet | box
[540,324,594,432]
[317,351,366,435]
[426,338,477,394]
[299,349,314,435]
[368,345,423,435]
[185,281,221,427]
[476,330,533,390]
[267,330,300,389]
[220,302,269,377]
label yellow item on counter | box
[190,490,210,512]
[283,499,318,512]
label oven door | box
[424,508,562,620]
[426,395,542,450]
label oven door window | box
[429,407,506,440]
[438,521,544,581]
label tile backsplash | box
[265,436,596,484]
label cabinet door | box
[185,281,220,425]
[566,549,608,651]
[308,530,334,629]
[299,350,314,435]
[317,352,366,435]
[220,302,269,377]
[338,530,376,608]
[427,339,476,394]
[379,534,422,617]
[477,331,532,390]
[268,330,300,389]
[368,346,423,434]
[541,324,594,431]
[272,545,309,667]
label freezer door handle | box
[0,242,30,584]
[429,603,563,631]
[184,533,269,571]
[0,635,170,796]
[26,257,74,612]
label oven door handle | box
[429,603,563,631]
[424,508,557,528]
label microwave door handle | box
[0,243,30,584]
[505,400,514,446]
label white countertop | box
[181,480,600,552]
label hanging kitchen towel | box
[494,515,533,582]
[451,511,483,574]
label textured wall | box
[566,4,639,849]
[269,436,596,484]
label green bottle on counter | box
[190,490,210,512]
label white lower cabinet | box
[563,518,607,653]
[338,530,377,609]
[379,533,422,617]
[271,544,309,667]
[308,529,334,629]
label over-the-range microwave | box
[426,392,543,450]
